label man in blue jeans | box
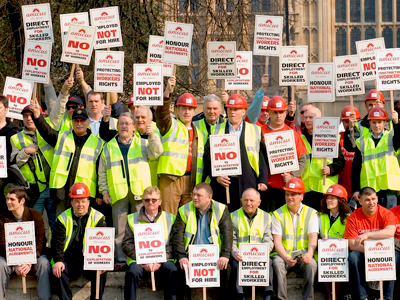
[344,187,396,300]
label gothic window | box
[365,27,376,40]
[382,0,392,22]
[350,27,361,54]
[382,27,393,48]
[364,0,375,22]
[336,0,346,22]
[350,0,361,22]
[336,27,347,56]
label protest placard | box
[134,223,167,265]
[364,238,396,281]
[210,134,242,177]
[22,41,52,84]
[208,42,236,79]
[133,64,163,106]
[163,21,193,66]
[279,46,308,86]
[333,55,365,96]
[356,38,385,81]
[94,50,124,93]
[225,51,253,90]
[61,24,96,65]
[238,243,269,286]
[188,244,219,288]
[0,137,6,178]
[308,63,335,102]
[5,221,36,265]
[60,13,89,48]
[264,130,299,175]
[312,117,340,159]
[318,239,348,282]
[84,228,114,271]
[376,49,400,91]
[22,3,54,42]
[3,77,33,120]
[147,35,174,77]
[90,6,123,49]
[253,15,283,56]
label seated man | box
[51,183,107,300]
[0,186,51,300]
[122,186,177,300]
[344,187,396,300]
[271,178,318,300]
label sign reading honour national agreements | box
[364,238,396,281]
[163,21,193,66]
[318,239,348,282]
[308,63,335,102]
[279,46,308,86]
[5,221,37,265]
[84,228,115,271]
[147,35,174,77]
[22,3,54,42]
[134,223,167,265]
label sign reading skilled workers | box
[163,21,194,66]
[84,228,115,271]
[94,50,124,93]
[22,41,52,84]
[312,117,340,159]
[225,51,253,90]
[264,130,299,175]
[209,134,242,177]
[207,41,237,79]
[356,38,385,81]
[61,24,96,65]
[376,49,400,91]
[333,55,365,96]
[3,77,33,120]
[253,15,283,56]
[0,137,6,178]
[133,64,164,106]
[5,221,36,265]
[279,46,308,86]
[318,239,349,282]
[134,223,167,265]
[60,12,89,48]
[147,35,174,77]
[364,238,396,281]
[308,63,335,102]
[22,3,54,42]
[238,243,269,286]
[90,6,123,49]
[188,244,219,288]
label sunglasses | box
[143,198,159,203]
[67,105,78,110]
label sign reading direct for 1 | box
[356,38,385,81]
[333,54,365,96]
[318,239,349,282]
[364,238,396,281]
[279,46,308,86]
[239,243,270,286]
[22,3,54,42]
[312,117,340,159]
[208,41,237,79]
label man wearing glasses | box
[122,186,177,300]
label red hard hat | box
[341,105,361,120]
[368,106,389,121]
[365,89,385,104]
[267,96,288,111]
[175,93,197,108]
[128,95,134,107]
[226,94,247,109]
[283,178,305,194]
[324,184,348,202]
[261,96,270,111]
[68,183,90,199]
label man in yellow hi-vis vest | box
[193,94,225,137]
[271,178,318,300]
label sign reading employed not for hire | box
[61,24,96,66]
[134,223,167,265]
[5,221,36,265]
[376,49,400,91]
[225,51,253,90]
[209,134,242,177]
[356,38,385,81]
[90,6,123,49]
[94,50,124,93]
[318,239,348,282]
[133,64,163,106]
[333,55,365,96]
[239,243,269,286]
[22,41,52,84]
[279,46,308,86]
[308,63,335,102]
[364,238,396,281]
[22,3,54,42]
[84,227,115,271]
[163,21,193,66]
[312,117,340,159]
[188,244,219,287]
[3,77,33,120]
[208,41,236,79]
[253,15,283,57]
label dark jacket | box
[0,206,45,258]
[171,200,233,261]
[0,120,21,168]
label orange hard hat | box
[267,96,288,111]
[68,183,90,199]
[261,96,270,111]
[368,106,389,121]
[226,94,247,109]
[365,89,385,104]
[283,178,305,194]
[175,93,197,108]
[324,184,348,202]
[341,106,361,120]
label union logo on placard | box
[379,52,400,62]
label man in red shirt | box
[389,204,400,297]
[344,187,396,300]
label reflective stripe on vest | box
[193,119,211,142]
[319,214,347,239]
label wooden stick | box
[221,79,225,93]
[252,286,255,300]
[390,90,394,113]
[332,282,335,300]
[323,158,327,185]
[96,270,100,299]
[320,102,324,117]
[76,64,80,70]
[203,287,206,300]
[350,95,354,114]
[69,64,76,80]
[291,87,295,103]
[226,186,230,204]
[22,276,26,294]
[264,56,270,75]
[173,65,177,77]
[151,270,156,291]
[379,281,383,300]
[32,82,37,101]
[106,92,110,106]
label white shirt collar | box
[289,203,303,216]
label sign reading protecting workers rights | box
[60,12,89,48]
[364,238,396,281]
[90,6,123,49]
[209,134,242,177]
[94,50,124,93]
[134,223,167,264]
[0,137,6,178]
[225,51,253,90]
[5,221,36,265]
[376,49,400,91]
[308,63,335,102]
[253,15,283,56]
[238,243,269,286]
[279,46,308,86]
[318,239,349,282]
[333,55,365,96]
[356,38,385,81]
[312,117,340,159]
[61,24,96,65]
[3,77,33,120]
[133,64,163,106]
[84,227,115,271]
[22,41,52,84]
[147,35,174,77]
[207,41,237,79]
[22,3,54,42]
[163,21,194,66]
[188,244,220,288]
[264,130,299,175]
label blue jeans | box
[33,187,56,233]
[348,251,395,300]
